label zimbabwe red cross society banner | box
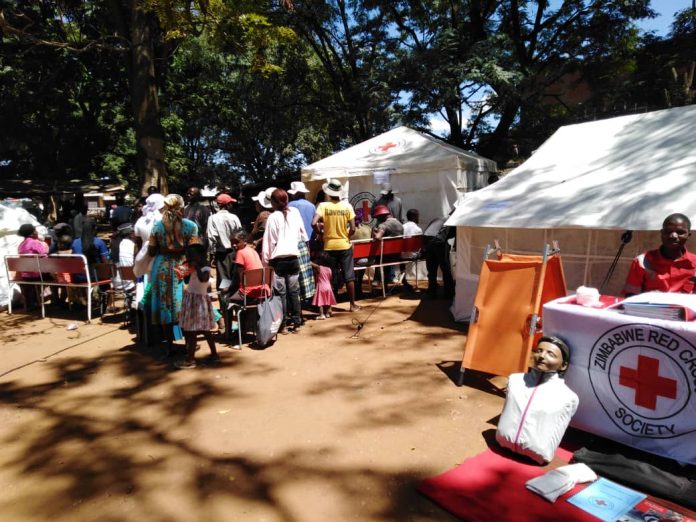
[543,298,696,465]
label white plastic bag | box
[256,295,283,348]
[133,247,153,278]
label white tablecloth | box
[543,297,696,465]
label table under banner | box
[543,296,696,465]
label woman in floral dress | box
[147,194,200,349]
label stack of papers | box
[619,292,696,321]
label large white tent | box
[447,104,696,321]
[301,126,496,225]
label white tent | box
[447,104,696,321]
[301,126,497,225]
[0,203,43,308]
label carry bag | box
[256,295,283,347]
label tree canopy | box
[1,0,694,197]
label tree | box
[366,1,654,161]
[0,1,134,189]
[286,0,397,148]
[0,0,297,194]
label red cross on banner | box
[377,142,397,153]
[619,355,677,410]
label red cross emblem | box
[361,200,371,220]
[619,355,677,410]
[376,142,397,153]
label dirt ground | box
[0,289,507,522]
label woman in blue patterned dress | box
[147,194,200,349]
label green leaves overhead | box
[1,0,694,197]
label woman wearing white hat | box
[288,181,317,303]
[250,187,275,253]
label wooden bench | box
[351,235,424,297]
[4,254,112,322]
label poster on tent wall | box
[543,298,696,465]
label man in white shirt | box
[207,193,242,292]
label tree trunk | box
[479,101,519,162]
[445,105,464,148]
[130,0,168,196]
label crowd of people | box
[15,180,459,367]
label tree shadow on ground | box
[0,335,460,521]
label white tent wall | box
[302,168,483,227]
[446,105,696,322]
[301,126,497,227]
[0,204,43,309]
[451,227,660,322]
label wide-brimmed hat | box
[144,193,165,214]
[116,222,134,235]
[288,181,310,195]
[216,193,237,206]
[373,205,391,217]
[251,187,276,209]
[380,182,396,195]
[322,179,343,198]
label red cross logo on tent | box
[377,142,397,153]
[361,200,371,220]
[619,355,677,410]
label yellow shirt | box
[317,200,355,251]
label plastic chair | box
[100,264,137,325]
[227,267,274,348]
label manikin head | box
[531,336,570,375]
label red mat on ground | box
[417,447,598,522]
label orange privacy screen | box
[461,253,566,377]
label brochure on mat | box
[617,499,696,522]
[566,477,646,522]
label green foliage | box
[1,0,695,195]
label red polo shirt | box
[623,248,696,295]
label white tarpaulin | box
[0,203,42,308]
[301,126,496,226]
[447,105,696,321]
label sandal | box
[174,359,196,369]
[350,304,362,312]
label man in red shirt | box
[623,213,696,296]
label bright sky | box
[630,0,689,35]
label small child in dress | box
[176,243,218,369]
[54,235,76,307]
[311,252,337,320]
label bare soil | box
[0,289,506,522]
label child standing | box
[311,253,337,320]
[175,243,218,369]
